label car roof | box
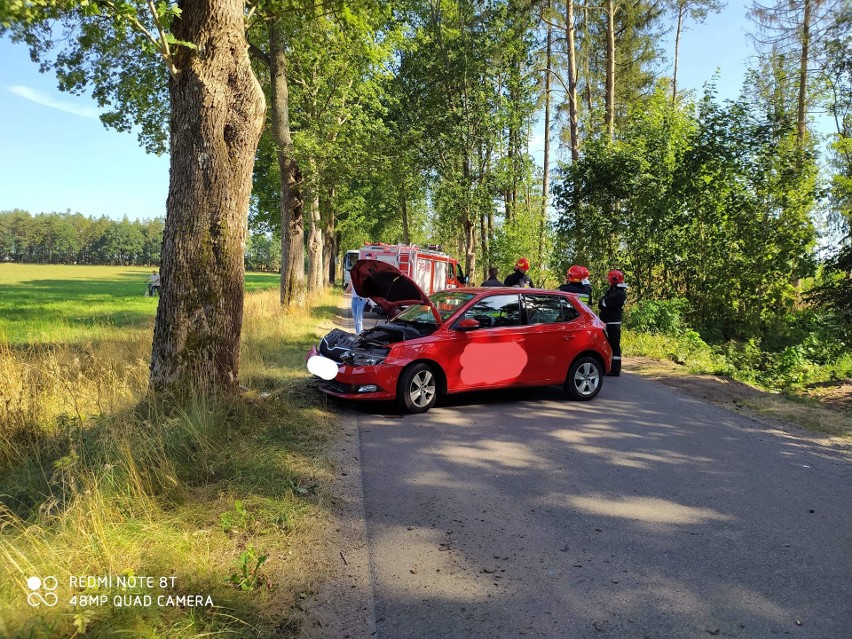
[450,287,576,295]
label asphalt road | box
[349,376,852,639]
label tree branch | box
[248,40,270,67]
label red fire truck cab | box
[357,243,467,294]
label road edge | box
[298,295,376,639]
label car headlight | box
[342,352,387,366]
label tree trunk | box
[582,7,593,116]
[541,0,552,263]
[150,0,265,394]
[268,22,305,306]
[323,189,336,284]
[565,0,579,161]
[605,0,616,140]
[401,193,411,244]
[306,169,324,292]
[797,0,811,150]
[672,3,684,105]
[462,156,476,277]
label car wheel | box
[397,363,438,413]
[564,356,603,401]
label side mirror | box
[458,275,467,284]
[456,318,480,331]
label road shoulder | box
[299,295,375,639]
[623,356,852,452]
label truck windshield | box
[394,291,475,325]
[343,251,359,271]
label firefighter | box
[481,266,502,287]
[504,257,534,288]
[598,269,627,376]
[558,265,592,304]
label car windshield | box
[394,291,475,326]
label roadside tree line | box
[1,0,848,396]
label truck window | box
[343,251,359,271]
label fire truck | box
[356,243,467,294]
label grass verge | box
[0,286,342,638]
[624,330,852,445]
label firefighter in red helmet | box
[558,265,592,305]
[598,269,627,376]
[504,257,534,288]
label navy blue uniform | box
[504,270,534,288]
[598,285,627,375]
[558,282,592,305]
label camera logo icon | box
[27,576,58,607]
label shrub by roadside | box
[622,299,851,442]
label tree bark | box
[401,193,411,245]
[323,188,336,284]
[797,0,811,150]
[150,0,265,395]
[268,22,305,306]
[605,0,616,140]
[306,166,324,292]
[541,0,552,263]
[462,156,476,277]
[565,0,579,161]
[672,2,684,105]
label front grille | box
[319,329,360,362]
[321,380,354,395]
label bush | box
[624,298,688,336]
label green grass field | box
[0,264,341,638]
[0,264,280,345]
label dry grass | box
[0,286,343,638]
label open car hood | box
[350,259,442,325]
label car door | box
[444,293,530,391]
[521,293,583,383]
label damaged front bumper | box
[306,328,403,400]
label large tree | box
[4,1,265,395]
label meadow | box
[0,264,341,638]
[0,264,280,345]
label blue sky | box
[0,4,756,222]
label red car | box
[307,260,612,413]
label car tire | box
[564,356,603,401]
[397,363,438,413]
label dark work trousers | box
[605,322,622,375]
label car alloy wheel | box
[564,356,603,401]
[398,362,438,413]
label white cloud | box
[9,85,98,119]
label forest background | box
[1,0,850,393]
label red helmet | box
[607,269,624,285]
[567,265,585,282]
[515,257,530,271]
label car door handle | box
[563,335,575,341]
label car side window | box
[523,294,581,324]
[464,294,522,328]
[524,294,561,324]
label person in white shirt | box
[147,270,161,297]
